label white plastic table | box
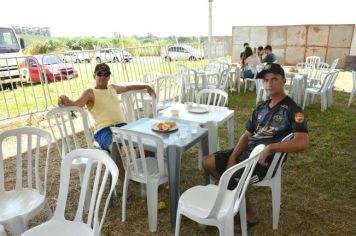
[159,103,235,168]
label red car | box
[20,55,78,83]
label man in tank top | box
[57,63,156,184]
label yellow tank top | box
[89,84,125,131]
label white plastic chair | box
[303,71,337,112]
[306,56,321,66]
[216,68,231,92]
[196,88,228,107]
[244,63,264,93]
[176,64,198,102]
[46,106,95,210]
[175,144,265,236]
[204,62,222,89]
[121,89,157,123]
[348,71,356,107]
[0,127,52,236]
[252,134,294,229]
[111,128,168,232]
[21,149,118,236]
[155,75,182,110]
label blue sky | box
[1,0,354,37]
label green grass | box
[3,87,355,235]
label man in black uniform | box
[202,63,309,230]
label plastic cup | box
[190,122,199,134]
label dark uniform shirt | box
[216,96,308,188]
[245,96,308,156]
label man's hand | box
[146,85,156,98]
[258,145,271,166]
[58,95,70,107]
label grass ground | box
[2,86,356,235]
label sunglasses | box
[96,72,111,77]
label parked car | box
[94,48,132,63]
[161,44,204,61]
[63,50,91,63]
[19,55,78,83]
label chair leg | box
[0,224,5,236]
[271,177,281,230]
[239,197,248,236]
[121,173,130,222]
[146,181,159,232]
[218,213,234,236]
[175,210,182,236]
[348,91,355,107]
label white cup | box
[190,122,199,134]
[179,125,189,140]
[171,109,179,116]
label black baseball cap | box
[256,63,285,79]
[94,63,111,74]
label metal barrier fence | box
[0,44,230,121]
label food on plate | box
[288,67,298,73]
[154,120,177,131]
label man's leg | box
[246,197,259,221]
[108,144,125,185]
[202,154,220,179]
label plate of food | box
[152,120,178,133]
[187,106,209,114]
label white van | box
[0,26,25,89]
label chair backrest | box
[217,68,231,91]
[121,90,157,123]
[110,128,166,180]
[306,56,321,66]
[315,62,329,70]
[53,149,118,236]
[196,88,228,107]
[0,127,52,194]
[326,70,339,91]
[46,106,94,157]
[156,75,182,105]
[330,58,339,70]
[313,71,336,93]
[261,133,294,180]
[206,144,265,218]
[143,72,162,89]
[204,62,221,73]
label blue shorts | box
[94,123,126,150]
[243,70,255,78]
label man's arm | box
[112,84,156,97]
[58,89,93,108]
[226,130,252,169]
[258,132,309,166]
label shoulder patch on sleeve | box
[294,112,305,123]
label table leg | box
[167,145,181,232]
[227,117,234,149]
